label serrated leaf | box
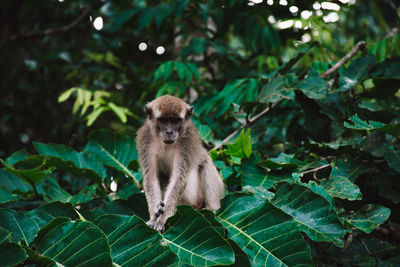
[217,193,313,266]
[32,218,112,266]
[0,228,27,266]
[0,159,54,186]
[95,214,178,266]
[0,208,46,245]
[258,75,294,103]
[344,115,400,137]
[345,204,391,233]
[320,176,362,200]
[271,183,347,247]
[33,142,106,183]
[384,146,400,173]
[296,69,328,99]
[163,205,235,266]
[337,55,375,92]
[85,129,141,188]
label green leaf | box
[376,38,388,63]
[108,102,127,123]
[370,60,400,79]
[0,208,46,245]
[58,87,77,103]
[337,55,375,92]
[32,217,113,266]
[320,176,362,200]
[258,75,294,103]
[33,142,106,183]
[240,158,274,190]
[384,146,400,173]
[41,178,97,204]
[330,157,365,182]
[86,106,107,126]
[217,193,313,266]
[0,159,54,186]
[85,129,141,188]
[0,228,27,266]
[95,214,178,266]
[260,153,304,170]
[344,204,391,233]
[163,205,235,266]
[0,187,19,204]
[271,183,347,247]
[226,129,252,159]
[344,115,400,137]
[27,202,79,223]
[296,69,328,99]
[6,148,30,165]
[0,169,31,193]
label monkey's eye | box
[171,118,182,123]
[157,118,168,123]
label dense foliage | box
[1,0,400,266]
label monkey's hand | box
[146,220,165,233]
[155,201,165,218]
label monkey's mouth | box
[163,140,175,145]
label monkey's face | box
[156,117,183,144]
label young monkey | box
[136,95,224,232]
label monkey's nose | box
[166,130,173,135]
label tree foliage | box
[1,0,400,265]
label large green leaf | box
[330,157,366,182]
[164,205,235,266]
[6,148,30,165]
[33,142,106,183]
[0,228,27,266]
[32,217,112,266]
[217,193,313,266]
[0,187,19,204]
[95,214,178,266]
[337,55,375,92]
[320,176,362,200]
[344,204,391,234]
[41,178,97,204]
[0,169,31,193]
[271,183,347,247]
[240,158,274,190]
[27,202,79,223]
[0,208,45,245]
[85,129,141,188]
[0,159,54,186]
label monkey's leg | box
[202,158,224,212]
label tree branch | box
[211,41,367,151]
[1,1,106,51]
[211,100,283,151]
[320,41,366,78]
[298,164,331,176]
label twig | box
[320,41,366,78]
[0,1,106,51]
[211,100,283,151]
[298,163,331,176]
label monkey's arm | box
[155,154,188,228]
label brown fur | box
[136,95,224,232]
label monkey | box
[136,95,224,233]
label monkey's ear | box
[185,106,194,120]
[144,105,153,120]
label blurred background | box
[1,0,398,157]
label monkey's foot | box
[155,201,165,217]
[146,220,165,233]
